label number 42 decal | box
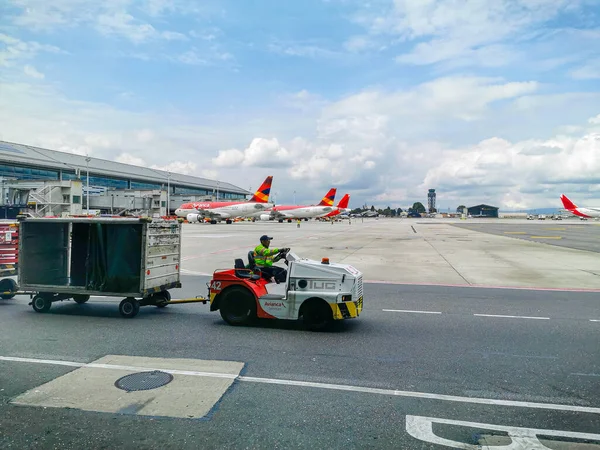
[211,281,222,291]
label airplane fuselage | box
[175,201,273,219]
[270,205,333,219]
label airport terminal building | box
[0,140,248,217]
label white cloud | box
[213,138,292,168]
[590,114,600,125]
[350,0,583,68]
[116,153,146,166]
[268,41,340,59]
[422,129,600,209]
[23,64,45,79]
[96,12,158,44]
[570,59,600,80]
[212,149,245,167]
[6,1,199,44]
[0,33,62,67]
[151,161,198,175]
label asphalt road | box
[1,276,599,449]
[452,222,600,254]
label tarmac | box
[181,218,600,290]
[1,218,599,449]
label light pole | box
[167,172,171,217]
[85,156,91,214]
[293,190,296,205]
[216,181,219,201]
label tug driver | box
[253,235,289,283]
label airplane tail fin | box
[337,194,350,209]
[249,176,273,203]
[318,188,337,206]
[560,194,577,210]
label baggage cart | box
[18,217,184,318]
[0,221,19,299]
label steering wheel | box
[280,248,290,265]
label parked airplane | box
[260,188,337,221]
[323,194,351,219]
[560,194,600,219]
[175,176,273,224]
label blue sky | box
[1,0,599,210]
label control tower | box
[428,189,436,213]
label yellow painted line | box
[504,232,527,234]
[530,236,562,239]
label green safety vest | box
[254,244,279,267]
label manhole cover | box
[115,371,173,392]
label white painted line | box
[474,314,550,320]
[406,415,600,449]
[590,319,600,322]
[0,356,237,380]
[571,373,600,378]
[2,355,600,414]
[383,309,442,315]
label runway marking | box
[529,236,562,239]
[406,415,600,449]
[383,309,442,314]
[590,319,600,322]
[545,228,566,231]
[571,373,600,378]
[474,314,550,320]
[2,355,600,414]
[503,231,527,234]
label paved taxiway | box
[1,219,599,449]
[453,220,600,254]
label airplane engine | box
[187,213,200,223]
[260,214,272,221]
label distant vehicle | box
[552,215,562,220]
[527,215,535,220]
[176,176,273,224]
[560,194,600,219]
[538,214,546,220]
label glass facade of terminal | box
[0,163,246,199]
[0,163,59,180]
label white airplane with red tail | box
[175,176,273,224]
[260,188,337,221]
[323,194,351,218]
[560,194,600,219]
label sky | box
[0,0,599,211]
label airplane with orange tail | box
[323,194,351,218]
[175,176,274,224]
[560,194,600,219]
[260,188,337,221]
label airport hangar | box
[0,140,248,218]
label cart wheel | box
[73,294,90,304]
[32,294,52,313]
[119,297,140,318]
[219,286,256,326]
[0,278,18,300]
[154,292,170,308]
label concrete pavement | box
[1,218,600,448]
[1,277,600,448]
[181,219,600,289]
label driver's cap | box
[260,235,273,241]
